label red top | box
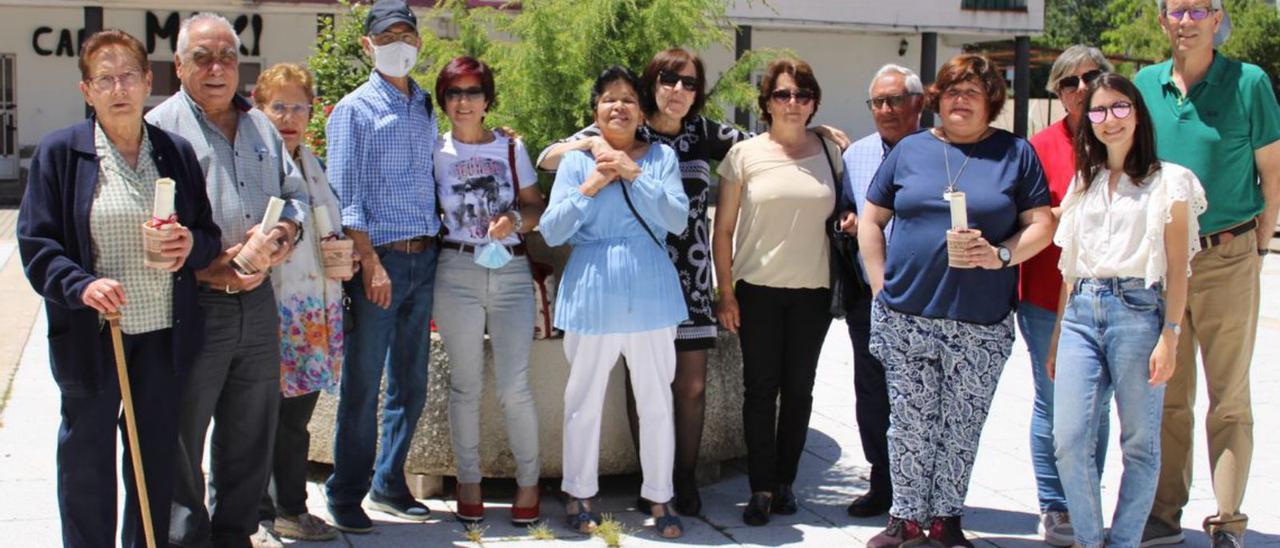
[1021,119,1075,311]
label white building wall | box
[0,6,84,157]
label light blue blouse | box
[540,145,690,334]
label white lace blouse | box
[1055,161,1208,287]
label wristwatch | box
[1258,248,1270,257]
[1164,321,1182,336]
[997,245,1012,268]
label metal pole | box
[920,32,938,128]
[83,7,103,119]
[1014,35,1031,137]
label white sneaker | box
[249,520,284,548]
[1039,511,1075,547]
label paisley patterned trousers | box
[869,298,1015,522]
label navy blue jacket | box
[18,120,221,396]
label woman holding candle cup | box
[250,62,352,544]
[17,29,220,548]
[430,56,546,525]
[857,53,1054,548]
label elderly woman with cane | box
[17,29,220,548]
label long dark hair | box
[1073,72,1160,191]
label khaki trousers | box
[1152,230,1259,535]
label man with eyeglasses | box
[323,0,441,533]
[838,63,923,520]
[1134,1,1280,546]
[145,12,309,548]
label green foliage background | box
[305,0,773,163]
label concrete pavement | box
[0,213,1277,546]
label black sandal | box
[650,502,684,539]
[564,497,600,534]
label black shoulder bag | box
[819,140,867,319]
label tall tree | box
[1037,0,1111,50]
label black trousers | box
[58,328,181,548]
[847,288,892,495]
[260,391,321,521]
[736,281,833,494]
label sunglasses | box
[1086,101,1134,124]
[770,89,816,105]
[1058,69,1104,91]
[865,93,920,110]
[658,71,698,91]
[1164,6,1216,21]
[444,86,486,102]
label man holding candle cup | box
[323,0,441,533]
[145,12,309,548]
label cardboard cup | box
[321,239,354,279]
[141,223,176,270]
[232,229,278,276]
[946,229,978,269]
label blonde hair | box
[253,63,315,106]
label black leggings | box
[735,281,832,493]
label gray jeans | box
[169,285,282,548]
[433,249,540,486]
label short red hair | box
[925,54,1007,123]
[435,56,496,111]
[78,29,150,80]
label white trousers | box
[561,327,677,502]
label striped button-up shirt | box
[146,89,307,250]
[327,71,439,246]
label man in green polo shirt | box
[1134,1,1280,547]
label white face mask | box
[371,42,417,78]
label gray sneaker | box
[1039,511,1074,547]
[1140,518,1184,547]
[1211,530,1244,548]
[249,520,283,548]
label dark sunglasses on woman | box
[1058,69,1104,91]
[770,89,815,105]
[1086,101,1133,124]
[658,71,698,91]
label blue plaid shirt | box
[326,71,439,246]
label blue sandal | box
[565,498,600,534]
[651,502,684,539]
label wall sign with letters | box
[32,10,265,58]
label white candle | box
[260,196,285,233]
[152,178,175,220]
[949,191,968,230]
[314,205,334,237]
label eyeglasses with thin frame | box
[1086,101,1134,124]
[866,93,921,110]
[371,31,421,46]
[188,47,238,69]
[770,89,816,105]
[1057,69,1104,91]
[1164,6,1217,21]
[86,70,143,93]
[658,71,698,91]
[943,86,985,102]
[267,102,312,118]
[444,86,486,103]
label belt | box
[441,240,527,256]
[1199,219,1257,250]
[377,236,436,254]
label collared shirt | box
[145,89,308,250]
[1135,52,1280,235]
[842,131,899,283]
[89,122,173,334]
[326,71,439,246]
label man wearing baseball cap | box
[324,0,441,533]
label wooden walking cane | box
[105,311,157,548]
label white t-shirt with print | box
[433,131,538,246]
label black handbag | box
[819,139,867,319]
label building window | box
[962,0,1028,10]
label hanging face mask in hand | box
[474,241,513,269]
[372,42,418,78]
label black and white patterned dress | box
[539,117,749,349]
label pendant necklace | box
[941,128,976,201]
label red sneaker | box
[868,516,927,548]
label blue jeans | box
[1018,302,1110,513]
[1053,278,1166,548]
[326,246,439,507]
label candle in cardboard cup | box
[142,178,177,270]
[232,197,285,276]
[314,204,354,279]
[945,191,976,269]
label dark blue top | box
[18,120,221,396]
[867,129,1049,324]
